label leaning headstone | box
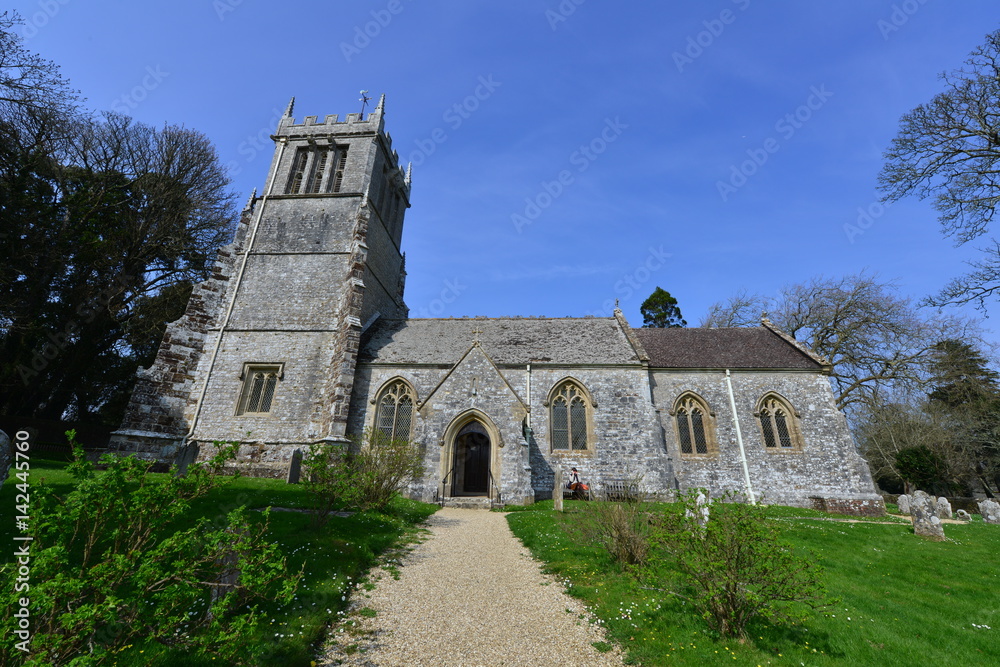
[208,524,246,617]
[910,491,946,541]
[173,442,200,477]
[0,429,12,490]
[896,494,911,515]
[978,499,1000,524]
[956,509,972,522]
[936,497,953,520]
[286,448,303,484]
[553,468,563,512]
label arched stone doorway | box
[453,420,491,496]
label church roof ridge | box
[632,326,825,371]
[359,317,640,365]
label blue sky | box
[11,0,1000,332]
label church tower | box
[110,97,411,471]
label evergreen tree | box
[926,339,1000,495]
[640,287,686,328]
[0,15,238,427]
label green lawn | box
[506,500,1000,666]
[1,456,438,666]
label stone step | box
[439,497,496,510]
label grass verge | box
[506,499,1000,666]
[1,457,437,666]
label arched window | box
[375,379,415,441]
[756,394,802,451]
[549,381,591,451]
[672,393,716,457]
[237,363,282,415]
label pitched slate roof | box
[359,317,642,365]
[632,326,825,370]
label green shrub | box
[574,470,654,567]
[577,500,652,566]
[0,432,299,666]
[651,491,829,641]
[304,429,423,524]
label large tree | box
[640,287,687,328]
[701,272,978,412]
[878,28,1000,308]
[0,15,238,426]
[926,339,1000,494]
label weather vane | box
[359,90,372,116]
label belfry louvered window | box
[757,395,801,451]
[375,380,415,441]
[331,149,348,192]
[307,148,330,193]
[286,145,348,194]
[550,381,590,451]
[237,364,282,415]
[673,394,716,457]
[286,148,309,194]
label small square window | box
[237,363,283,415]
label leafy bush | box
[651,491,829,641]
[575,471,654,566]
[304,429,423,524]
[576,500,651,566]
[0,432,299,666]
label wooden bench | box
[562,482,591,501]
[602,478,629,502]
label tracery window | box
[757,394,802,451]
[237,364,282,415]
[375,379,415,441]
[673,393,716,457]
[550,381,590,451]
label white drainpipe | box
[526,363,531,430]
[725,369,756,504]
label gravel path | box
[319,507,624,667]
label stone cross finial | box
[472,325,484,345]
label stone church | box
[110,98,883,514]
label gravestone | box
[553,468,563,512]
[956,509,972,522]
[978,499,1000,524]
[286,449,303,484]
[910,491,945,541]
[208,525,246,616]
[935,497,953,520]
[0,430,11,490]
[173,442,200,477]
[896,494,911,515]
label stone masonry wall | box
[649,369,882,511]
[349,357,670,505]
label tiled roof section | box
[359,318,642,365]
[632,327,824,370]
